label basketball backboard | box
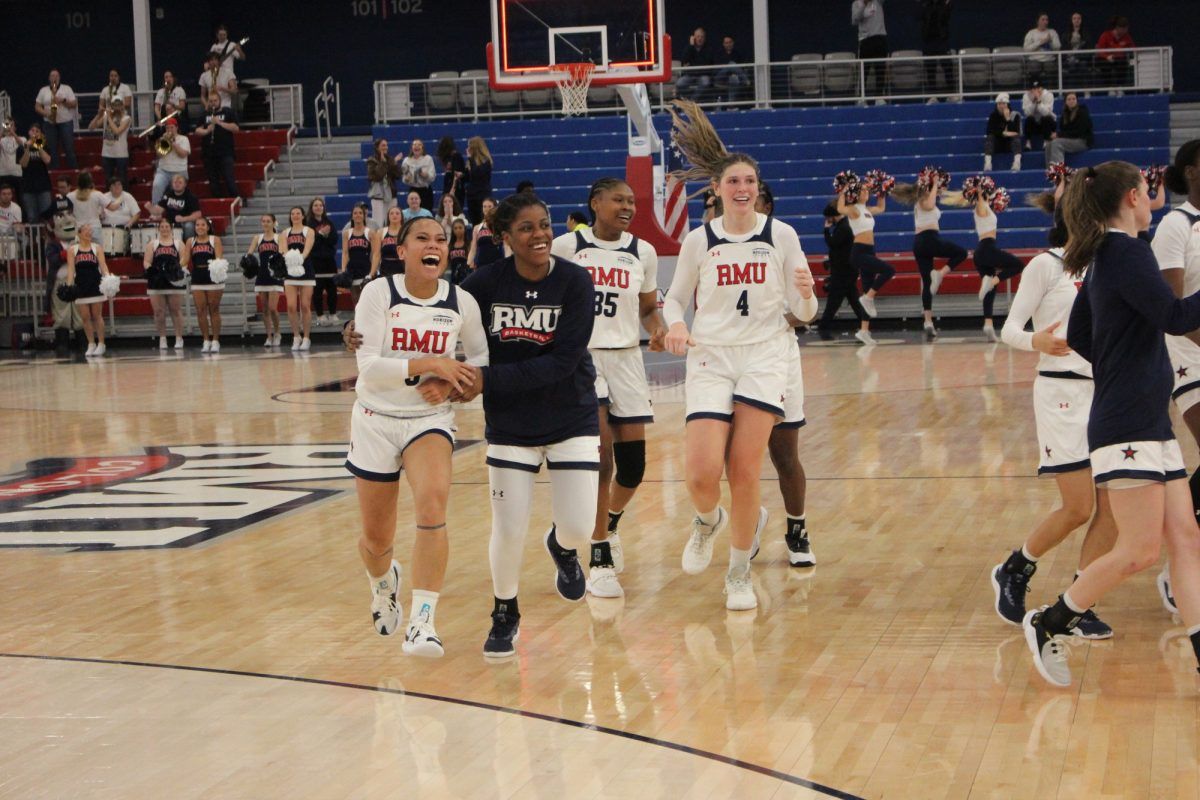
[487,0,671,89]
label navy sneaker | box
[483,608,520,658]
[1070,609,1114,640]
[991,562,1033,625]
[544,526,586,602]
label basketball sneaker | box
[608,533,624,573]
[1157,566,1178,615]
[544,526,586,602]
[368,561,402,636]
[991,561,1033,625]
[1023,607,1072,687]
[724,564,757,611]
[750,506,767,561]
[402,620,444,658]
[681,507,727,574]
[587,539,623,598]
[1070,609,1114,640]
[483,607,520,658]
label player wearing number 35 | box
[662,152,817,611]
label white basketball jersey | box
[1019,249,1092,376]
[1153,202,1200,295]
[551,229,658,349]
[670,214,806,346]
[353,275,487,417]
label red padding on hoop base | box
[625,155,681,257]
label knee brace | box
[612,440,646,490]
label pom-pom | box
[267,252,288,281]
[1143,164,1167,198]
[99,274,121,298]
[168,263,189,288]
[990,188,1011,214]
[239,253,259,279]
[833,170,861,199]
[916,166,945,192]
[284,249,305,278]
[334,270,355,289]
[208,258,229,284]
[864,169,895,197]
[962,175,998,204]
[56,283,79,302]
[1045,162,1075,186]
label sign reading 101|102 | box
[351,0,424,17]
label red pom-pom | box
[833,170,861,199]
[990,188,1011,213]
[1143,164,1167,198]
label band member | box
[34,69,78,169]
[90,95,131,186]
[194,93,239,199]
[154,71,188,131]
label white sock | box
[1062,589,1086,614]
[368,565,396,592]
[411,590,438,627]
[1021,544,1038,562]
[729,546,751,572]
[696,507,721,527]
[1187,624,1200,636]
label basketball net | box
[549,63,595,116]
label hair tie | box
[1084,166,1098,183]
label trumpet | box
[28,133,46,152]
[1,118,12,136]
[137,109,180,138]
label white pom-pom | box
[284,249,305,277]
[100,274,121,298]
[208,258,229,284]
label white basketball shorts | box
[592,346,654,425]
[345,401,455,482]
[1033,374,1093,475]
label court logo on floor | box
[0,442,474,551]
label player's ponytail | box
[1164,139,1200,197]
[1061,161,1143,277]
[668,100,759,196]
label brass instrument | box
[137,109,180,139]
[1,119,12,136]
[28,133,46,152]
[48,82,59,123]
[209,65,221,95]
[155,130,174,157]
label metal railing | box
[313,76,340,158]
[372,46,1172,123]
[0,91,11,125]
[65,83,305,134]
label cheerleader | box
[370,206,404,279]
[144,217,188,350]
[967,176,1024,340]
[466,196,502,269]
[282,206,315,350]
[347,215,488,656]
[66,223,111,357]
[185,216,224,353]
[549,177,666,599]
[458,192,602,657]
[248,213,283,347]
[340,203,372,303]
[1024,162,1200,687]
[307,198,339,326]
[892,168,968,340]
[447,219,470,284]
[663,153,817,610]
[835,172,894,327]
[992,207,1116,638]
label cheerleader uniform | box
[448,239,470,285]
[473,223,503,269]
[284,226,316,287]
[189,237,219,290]
[254,233,284,293]
[848,203,895,294]
[72,243,105,305]
[972,206,1025,318]
[664,213,817,422]
[1152,202,1200,414]
[309,220,338,315]
[912,202,968,311]
[550,227,658,425]
[379,228,404,277]
[146,238,187,296]
[345,227,372,285]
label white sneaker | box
[327,313,340,325]
[368,561,402,636]
[609,533,624,574]
[859,294,878,318]
[1023,607,1071,687]
[291,336,301,351]
[94,343,105,356]
[272,333,282,347]
[174,337,184,350]
[201,340,211,353]
[983,325,999,342]
[159,336,168,350]
[211,341,220,353]
[750,506,768,561]
[588,565,624,598]
[299,337,311,351]
[682,507,727,575]
[983,155,993,172]
[923,324,938,342]
[1012,154,1022,172]
[264,335,273,348]
[724,565,757,611]
[402,620,444,658]
[85,343,96,356]
[978,275,998,301]
[929,267,946,296]
[854,329,876,346]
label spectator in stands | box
[436,193,468,237]
[101,178,139,228]
[0,121,23,205]
[984,93,1023,171]
[89,96,130,187]
[1022,81,1056,151]
[465,136,493,225]
[714,35,750,105]
[1046,91,1093,164]
[195,93,240,199]
[851,0,889,99]
[1064,12,1092,86]
[149,118,191,206]
[515,180,535,195]
[437,136,466,209]
[34,69,78,169]
[676,27,716,102]
[68,172,105,239]
[18,124,52,224]
[0,185,21,236]
[366,138,400,227]
[402,190,433,222]
[94,69,133,122]
[44,228,78,338]
[210,25,246,76]
[566,210,589,232]
[401,139,436,211]
[155,71,188,131]
[49,177,75,234]
[199,53,237,109]
[1023,13,1061,86]
[919,0,953,99]
[1096,15,1135,94]
[146,174,202,241]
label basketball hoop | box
[549,62,595,116]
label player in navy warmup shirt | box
[1023,162,1200,689]
[458,192,599,658]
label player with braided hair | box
[964,175,1025,340]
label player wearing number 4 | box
[663,153,818,611]
[550,178,667,599]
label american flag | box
[663,138,689,243]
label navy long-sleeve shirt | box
[461,255,598,446]
[1067,231,1200,448]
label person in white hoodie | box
[1022,81,1057,151]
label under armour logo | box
[492,489,504,498]
[1121,445,1138,461]
[1045,446,1052,458]
[526,291,538,298]
[1059,402,1069,409]
[1179,366,1189,379]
